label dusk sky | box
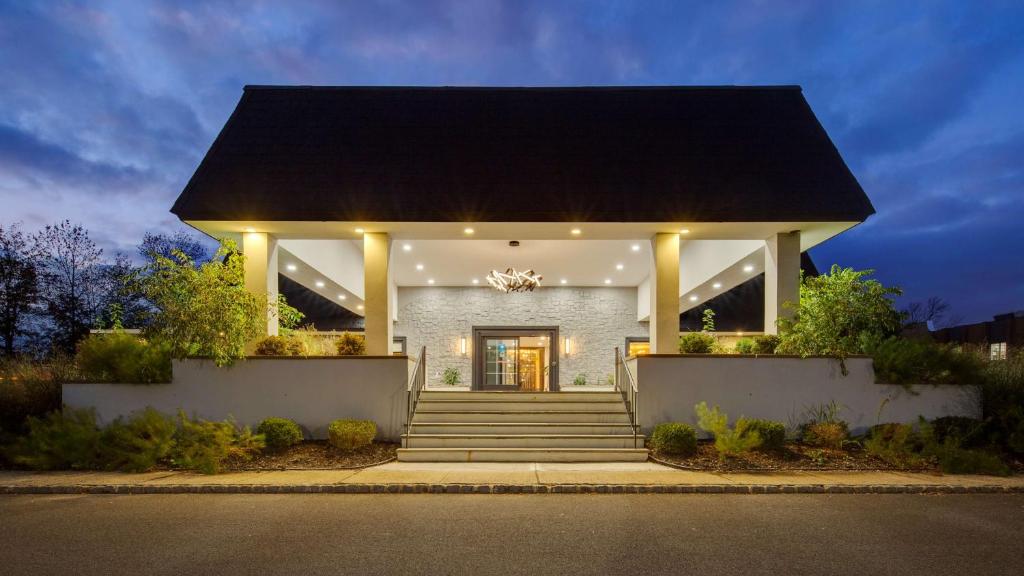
[1,1,1022,323]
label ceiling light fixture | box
[570,228,582,236]
[427,278,435,285]
[244,227,255,233]
[689,295,698,302]
[285,264,297,272]
[486,268,542,293]
[315,280,325,288]
[679,228,690,235]
[712,282,722,289]
[338,294,346,300]
[357,304,364,310]
[560,279,567,285]
[743,264,754,273]
[615,263,624,271]
[463,227,474,235]
[355,228,365,234]
[472,278,479,284]
[415,264,424,271]
[604,279,612,285]
[631,244,640,252]
[402,244,411,252]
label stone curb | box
[1,483,1021,495]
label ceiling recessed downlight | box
[712,282,722,289]
[743,264,754,273]
[355,228,365,234]
[338,294,346,300]
[570,228,582,236]
[427,278,435,285]
[357,304,364,310]
[631,244,640,252]
[560,279,567,284]
[604,279,612,285]
[415,264,424,271]
[463,227,474,235]
[285,264,297,272]
[315,280,325,288]
[615,263,624,271]
[472,278,479,284]
[679,228,690,235]
[689,295,698,302]
[402,244,411,252]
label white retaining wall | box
[632,356,981,435]
[62,358,409,441]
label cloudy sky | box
[1,0,1022,323]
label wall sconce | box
[460,336,468,356]
[563,336,573,357]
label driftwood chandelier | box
[486,268,542,293]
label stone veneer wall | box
[396,286,648,388]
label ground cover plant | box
[695,402,762,459]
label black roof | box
[172,86,873,223]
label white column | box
[363,232,393,355]
[649,232,680,354]
[242,231,279,336]
[764,231,801,334]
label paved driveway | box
[2,494,1022,575]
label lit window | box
[990,342,1007,361]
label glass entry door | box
[473,327,559,391]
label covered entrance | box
[473,326,559,391]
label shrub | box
[802,422,849,449]
[572,374,587,386]
[287,326,333,356]
[922,437,1010,476]
[752,335,781,355]
[650,422,698,456]
[171,411,265,474]
[8,408,101,470]
[979,352,1024,455]
[254,336,292,356]
[335,332,367,356]
[76,332,172,383]
[0,357,64,434]
[442,367,462,386]
[99,408,177,472]
[328,419,376,450]
[734,338,755,354]
[679,332,717,354]
[863,336,984,386]
[930,416,986,448]
[736,418,786,451]
[256,417,303,451]
[864,423,925,467]
[695,401,761,458]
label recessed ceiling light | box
[285,264,297,272]
[244,227,255,233]
[416,264,424,271]
[679,228,690,235]
[689,295,698,302]
[357,304,364,310]
[338,294,346,300]
[743,264,754,273]
[355,228,365,234]
[631,244,640,252]
[712,282,722,289]
[402,244,411,252]
[471,278,479,284]
[463,227,474,235]
[427,278,435,285]
[315,280,325,288]
[560,279,567,284]
[615,263,624,271]
[570,228,582,236]
[604,278,612,285]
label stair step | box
[419,391,622,402]
[408,423,636,435]
[396,448,650,462]
[412,411,632,423]
[415,400,624,412]
[403,434,644,449]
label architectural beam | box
[363,232,394,355]
[242,231,279,336]
[764,231,801,334]
[649,232,680,354]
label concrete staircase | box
[397,390,648,462]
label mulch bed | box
[225,441,398,471]
[651,441,939,472]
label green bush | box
[923,438,1010,476]
[736,418,786,451]
[76,332,172,383]
[327,419,376,450]
[650,422,698,456]
[930,416,986,448]
[980,352,1024,455]
[335,332,367,356]
[8,408,101,470]
[0,357,64,434]
[863,336,984,386]
[733,338,755,354]
[254,336,289,356]
[695,401,761,458]
[801,421,849,449]
[442,367,462,386]
[256,417,303,451]
[99,408,177,472]
[572,374,587,386]
[171,411,265,474]
[752,335,781,355]
[679,332,717,354]
[864,423,925,467]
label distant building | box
[932,311,1023,360]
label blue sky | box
[1,0,1022,323]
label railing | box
[404,346,427,448]
[614,347,640,449]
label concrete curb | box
[2,483,1022,495]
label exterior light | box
[472,278,479,284]
[416,264,424,271]
[679,228,690,235]
[463,227,475,235]
[402,244,412,252]
[604,279,612,285]
[355,228,365,234]
[338,294,346,300]
[564,336,573,356]
[615,263,624,271]
[689,295,698,302]
[486,268,542,293]
[244,227,255,233]
[460,336,467,356]
[285,264,297,272]
[315,280,325,288]
[570,228,582,236]
[357,304,364,310]
[631,244,640,252]
[743,264,754,273]
[712,282,722,289]
[560,278,567,284]
[427,278,435,285]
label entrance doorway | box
[473,326,559,391]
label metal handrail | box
[614,347,640,449]
[404,346,427,448]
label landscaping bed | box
[650,441,936,472]
[225,440,398,471]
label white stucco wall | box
[396,286,648,388]
[632,356,981,435]
[62,358,409,440]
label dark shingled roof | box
[172,86,873,223]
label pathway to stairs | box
[398,390,648,462]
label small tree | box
[0,223,40,355]
[776,265,902,368]
[701,308,716,332]
[143,239,265,366]
[34,221,104,352]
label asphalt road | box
[2,494,1023,575]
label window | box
[625,337,650,357]
[990,342,1007,361]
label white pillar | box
[242,232,279,336]
[764,231,801,334]
[649,232,680,354]
[363,232,393,355]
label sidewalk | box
[3,462,1022,494]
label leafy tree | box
[0,223,40,355]
[142,238,266,366]
[138,231,209,265]
[34,221,104,352]
[777,265,902,369]
[701,308,716,332]
[95,253,151,329]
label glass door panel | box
[484,337,519,387]
[474,328,559,391]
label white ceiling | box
[390,240,652,287]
